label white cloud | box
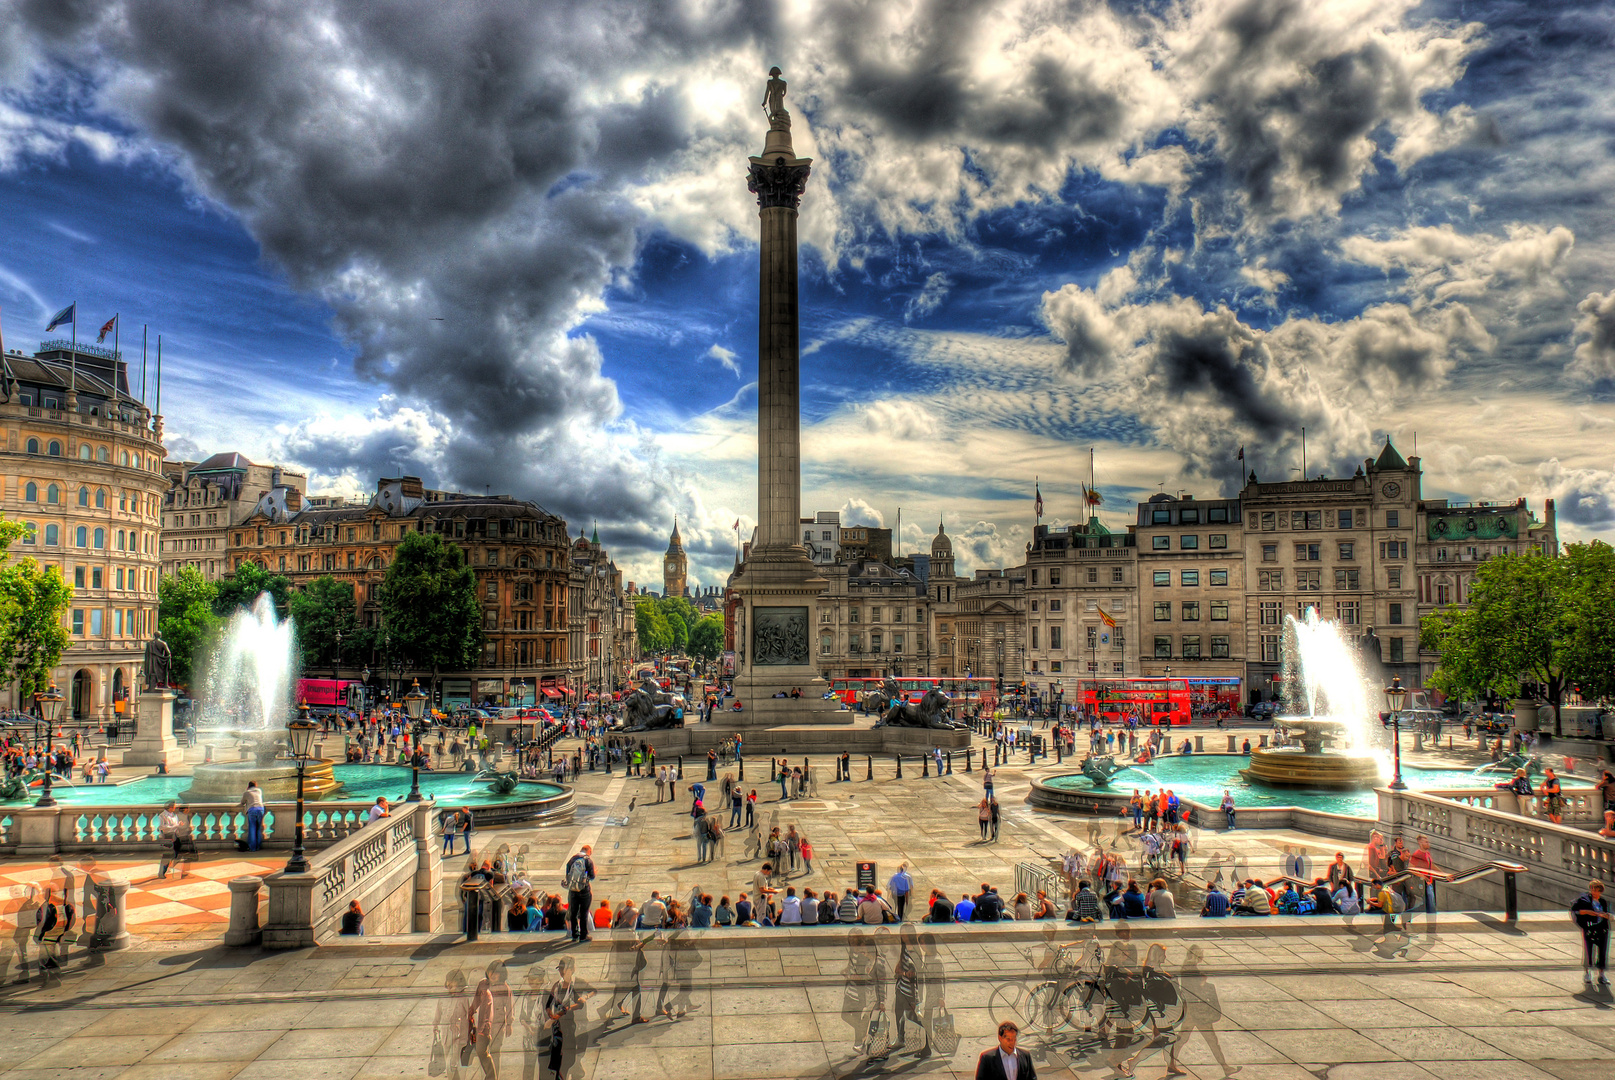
[703,343,741,376]
[1568,291,1615,387]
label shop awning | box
[541,687,562,699]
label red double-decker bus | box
[1075,678,1190,726]
[827,676,991,714]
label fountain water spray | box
[200,592,298,732]
[1282,609,1375,751]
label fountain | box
[1239,609,1387,790]
[182,593,344,802]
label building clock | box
[1382,482,1401,499]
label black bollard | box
[946,751,953,775]
[922,754,929,778]
[1056,740,1063,765]
[964,749,971,772]
[738,757,745,782]
[867,755,874,781]
[769,759,777,782]
[982,747,988,771]
[677,756,685,781]
[895,754,903,779]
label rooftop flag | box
[97,314,117,344]
[46,303,74,332]
[1034,482,1043,519]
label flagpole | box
[155,334,162,425]
[112,314,119,392]
[69,301,77,401]
[141,325,147,405]
[1301,427,1307,481]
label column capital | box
[748,158,812,211]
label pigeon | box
[628,796,637,814]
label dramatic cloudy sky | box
[2,0,1612,589]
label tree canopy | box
[0,517,73,701]
[214,561,293,619]
[689,612,725,663]
[380,532,482,674]
[635,598,673,654]
[1422,543,1615,733]
[288,575,369,673]
[157,567,223,689]
[635,595,710,656]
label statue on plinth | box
[142,631,173,691]
[622,679,682,731]
[876,687,965,730]
[761,66,790,128]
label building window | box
[1337,508,1353,530]
[1262,544,1277,562]
[1031,626,1039,649]
[894,634,904,652]
[820,634,832,655]
[1088,625,1098,648]
[1210,635,1230,658]
[1338,542,1354,560]
[1294,543,1319,561]
[1298,601,1321,620]
[1152,536,1169,550]
[24,482,36,502]
[1379,540,1408,560]
[1210,600,1229,621]
[72,609,84,635]
[1113,627,1125,652]
[849,608,860,623]
[1050,572,1061,586]
[1386,511,1400,528]
[1258,633,1278,663]
[871,632,883,652]
[1181,570,1199,586]
[1182,602,1200,621]
[1260,601,1281,625]
[1087,567,1098,583]
[75,526,87,548]
[46,484,60,504]
[1181,635,1201,658]
[1153,571,1170,587]
[1208,534,1227,550]
[1112,567,1123,583]
[486,580,497,601]
[1049,600,1062,612]
[1152,509,1170,524]
[1389,637,1405,662]
[74,567,85,588]
[1209,507,1228,523]
[1050,627,1062,650]
[1292,510,1323,530]
[1030,600,1039,612]
[1180,508,1200,524]
[1336,601,1360,624]
[1030,570,1038,585]
[1334,568,1360,590]
[1209,569,1228,586]
[1388,568,1403,589]
[1154,636,1172,658]
[1296,570,1320,591]
[1436,583,1452,605]
[1389,603,1404,625]
[96,489,106,508]
[1181,535,1199,550]
[1258,570,1283,591]
[47,440,61,456]
[89,609,103,636]
[1154,602,1171,621]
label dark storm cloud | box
[1149,315,1288,431]
[7,0,777,529]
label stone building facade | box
[161,452,306,579]
[231,476,576,705]
[1022,519,1139,698]
[813,559,932,680]
[0,341,166,719]
[1134,494,1245,714]
[955,567,1027,692]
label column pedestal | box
[122,689,184,769]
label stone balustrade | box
[259,801,441,948]
[0,800,389,856]
[1430,786,1603,825]
[1378,787,1615,911]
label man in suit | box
[976,1021,1035,1080]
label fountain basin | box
[1240,746,1383,789]
[183,757,343,802]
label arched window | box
[78,486,89,507]
[97,446,109,462]
[24,482,36,502]
[75,526,87,548]
[369,556,382,569]
[95,489,106,509]
[116,530,125,551]
[120,450,130,467]
[25,438,38,454]
[46,440,61,456]
[44,524,58,545]
[79,445,91,460]
[46,484,60,504]
[94,528,105,549]
[22,522,36,545]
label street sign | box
[856,861,877,891]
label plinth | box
[121,688,185,769]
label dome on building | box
[931,521,952,556]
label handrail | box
[1256,859,1530,920]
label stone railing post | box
[414,804,443,933]
[224,876,264,947]
[261,870,318,949]
[90,877,131,951]
[13,808,63,856]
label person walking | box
[989,797,1001,843]
[1573,880,1611,987]
[977,798,991,842]
[975,1021,1036,1080]
[562,845,596,943]
[889,863,913,921]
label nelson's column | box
[729,67,845,724]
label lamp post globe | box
[403,679,428,802]
[34,684,65,808]
[1384,676,1408,791]
[284,705,319,873]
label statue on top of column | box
[761,66,790,128]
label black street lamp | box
[403,678,428,802]
[35,684,64,808]
[1384,676,1408,791]
[284,706,318,873]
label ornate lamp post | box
[284,706,318,873]
[1384,677,1408,791]
[403,679,428,802]
[35,684,64,808]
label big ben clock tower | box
[663,518,688,598]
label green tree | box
[157,567,223,688]
[288,575,368,674]
[0,517,73,701]
[1423,543,1615,735]
[635,598,673,654]
[214,561,293,618]
[380,532,482,677]
[689,612,725,663]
